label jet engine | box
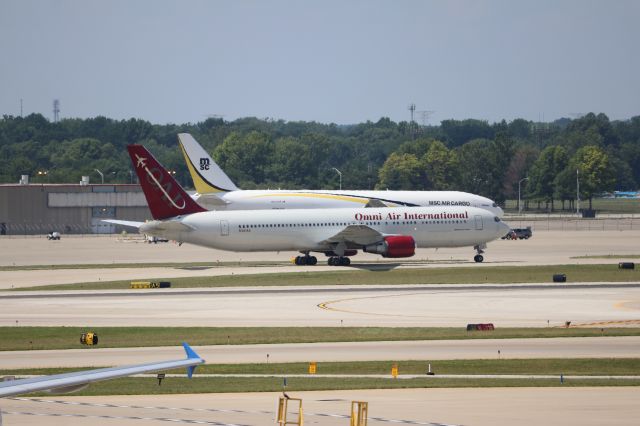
[363,235,415,258]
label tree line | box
[0,112,638,210]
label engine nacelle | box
[363,235,415,258]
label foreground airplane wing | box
[0,343,204,398]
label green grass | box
[195,358,640,376]
[13,263,640,291]
[2,326,639,351]
[3,359,639,395]
[15,377,640,396]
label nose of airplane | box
[495,205,505,217]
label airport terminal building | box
[0,177,151,235]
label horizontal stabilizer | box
[195,193,230,207]
[139,220,194,234]
[102,219,144,229]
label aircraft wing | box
[0,343,204,398]
[364,198,391,208]
[323,224,385,246]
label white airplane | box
[108,145,509,265]
[0,343,204,398]
[177,133,504,217]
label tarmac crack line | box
[7,397,458,425]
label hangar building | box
[0,176,151,235]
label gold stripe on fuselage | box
[250,192,399,206]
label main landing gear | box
[328,256,351,266]
[293,255,317,265]
[473,244,486,263]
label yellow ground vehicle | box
[80,332,98,345]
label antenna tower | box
[417,110,435,127]
[408,103,416,123]
[53,99,60,122]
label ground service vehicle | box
[503,227,532,240]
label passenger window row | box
[237,219,469,229]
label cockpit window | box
[492,203,497,208]
[494,216,501,222]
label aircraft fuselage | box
[141,206,508,253]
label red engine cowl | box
[363,235,415,258]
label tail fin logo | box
[135,153,186,210]
[199,158,210,171]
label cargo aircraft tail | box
[178,133,240,194]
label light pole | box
[576,169,580,215]
[331,167,342,190]
[37,170,49,183]
[94,169,104,184]
[518,177,529,214]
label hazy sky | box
[1,0,639,125]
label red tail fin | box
[127,145,207,220]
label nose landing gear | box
[473,244,486,263]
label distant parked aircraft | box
[177,133,504,217]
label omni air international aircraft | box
[107,145,509,265]
[177,133,504,217]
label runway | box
[1,336,639,369]
[1,228,639,290]
[1,230,639,425]
[1,283,638,327]
[2,387,639,426]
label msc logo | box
[200,158,210,171]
